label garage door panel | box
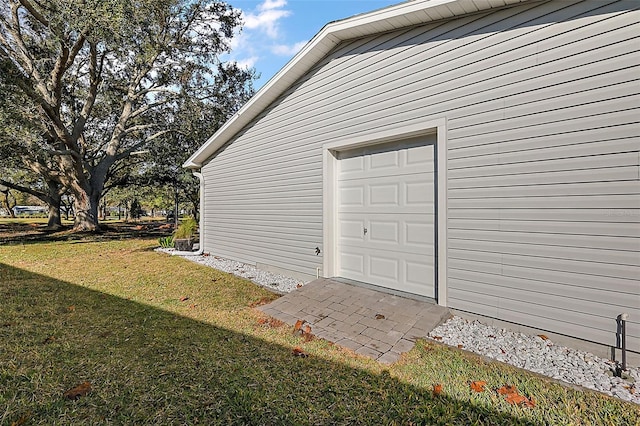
[339,186,364,207]
[341,168,432,181]
[369,183,399,205]
[405,221,434,247]
[369,256,399,281]
[369,149,399,170]
[343,242,436,258]
[368,220,399,243]
[340,251,365,276]
[340,206,432,214]
[337,138,436,298]
[406,262,434,289]
[407,143,435,166]
[339,219,364,240]
[339,154,365,174]
[407,181,434,206]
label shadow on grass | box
[0,220,175,245]
[0,263,540,425]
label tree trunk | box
[72,185,100,232]
[45,181,63,229]
[47,202,62,229]
[2,191,16,218]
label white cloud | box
[234,56,259,69]
[242,0,291,39]
[271,40,307,56]
[259,0,287,11]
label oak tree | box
[0,0,254,231]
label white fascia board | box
[183,0,529,168]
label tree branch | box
[71,41,99,141]
[17,0,49,27]
[46,149,83,161]
[0,178,50,203]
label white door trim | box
[322,118,448,306]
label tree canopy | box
[0,0,255,230]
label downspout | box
[172,169,204,256]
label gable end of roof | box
[183,0,530,168]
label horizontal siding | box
[201,0,640,350]
[449,219,639,238]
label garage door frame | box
[322,118,449,306]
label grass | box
[0,224,638,425]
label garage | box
[186,0,639,360]
[336,137,436,298]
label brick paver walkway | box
[258,278,451,363]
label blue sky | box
[226,0,402,89]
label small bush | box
[173,217,197,239]
[158,236,174,248]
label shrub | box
[158,236,174,248]
[173,217,197,239]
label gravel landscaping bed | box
[162,248,638,404]
[157,248,304,294]
[429,316,639,404]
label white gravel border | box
[156,248,304,293]
[429,316,639,404]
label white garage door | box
[337,138,435,298]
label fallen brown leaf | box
[431,336,442,340]
[497,385,518,395]
[63,381,92,400]
[179,296,189,302]
[470,381,487,392]
[292,347,308,357]
[505,393,529,406]
[537,334,549,340]
[375,314,385,320]
[67,305,75,312]
[294,319,306,332]
[268,318,285,328]
[257,317,284,328]
[296,283,303,288]
[432,384,443,396]
[303,324,312,335]
[457,344,464,349]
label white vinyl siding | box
[201,0,639,350]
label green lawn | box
[0,231,638,425]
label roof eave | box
[183,0,529,168]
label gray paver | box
[258,278,449,363]
[365,341,392,353]
[336,338,363,352]
[378,351,401,364]
[391,339,415,354]
[353,334,373,345]
[356,346,382,358]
